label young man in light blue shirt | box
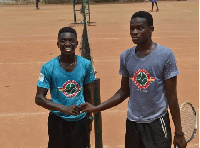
[35,27,95,148]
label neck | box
[136,41,154,52]
[59,54,76,64]
[59,54,77,72]
[135,41,156,58]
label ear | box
[74,40,78,49]
[149,26,154,33]
[57,41,59,48]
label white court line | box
[36,10,72,12]
[0,109,198,117]
[94,59,119,62]
[0,40,55,43]
[0,34,56,37]
[184,10,193,13]
[0,36,197,43]
[93,143,198,148]
[4,16,72,19]
[0,112,48,117]
[0,60,119,65]
[91,36,198,39]
[0,31,194,37]
[0,110,127,117]
[164,3,193,13]
[105,110,127,113]
[0,35,197,38]
[0,57,199,65]
[0,38,123,42]
[0,62,45,65]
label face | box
[130,17,154,44]
[57,32,78,55]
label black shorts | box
[48,112,89,148]
[125,112,172,148]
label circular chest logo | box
[58,80,82,97]
[131,69,155,90]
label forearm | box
[94,88,129,113]
[35,87,81,116]
[165,76,183,134]
[168,97,182,133]
[35,96,67,113]
[83,85,93,116]
[84,90,93,104]
[81,76,130,114]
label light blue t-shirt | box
[119,44,180,123]
[37,55,95,121]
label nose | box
[64,40,71,46]
[130,29,138,34]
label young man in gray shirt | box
[81,11,187,148]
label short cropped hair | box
[131,11,153,27]
[58,27,77,38]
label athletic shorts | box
[48,112,90,148]
[151,0,157,2]
[125,112,172,148]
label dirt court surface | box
[0,0,199,147]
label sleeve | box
[119,52,129,77]
[36,65,51,89]
[163,51,180,80]
[83,61,95,84]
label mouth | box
[65,48,71,51]
[131,36,139,40]
[64,47,73,52]
[131,36,140,43]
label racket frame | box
[179,101,197,143]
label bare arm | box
[35,87,81,115]
[83,82,94,131]
[83,82,93,105]
[81,76,130,113]
[165,76,187,148]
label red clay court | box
[0,0,198,147]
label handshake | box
[63,102,97,116]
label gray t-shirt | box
[119,44,180,123]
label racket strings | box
[180,104,196,142]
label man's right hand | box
[80,102,96,113]
[173,134,187,148]
[62,105,81,116]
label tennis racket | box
[176,101,197,148]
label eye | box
[138,26,143,30]
[60,40,65,44]
[130,26,135,32]
[70,38,75,43]
[130,26,134,30]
